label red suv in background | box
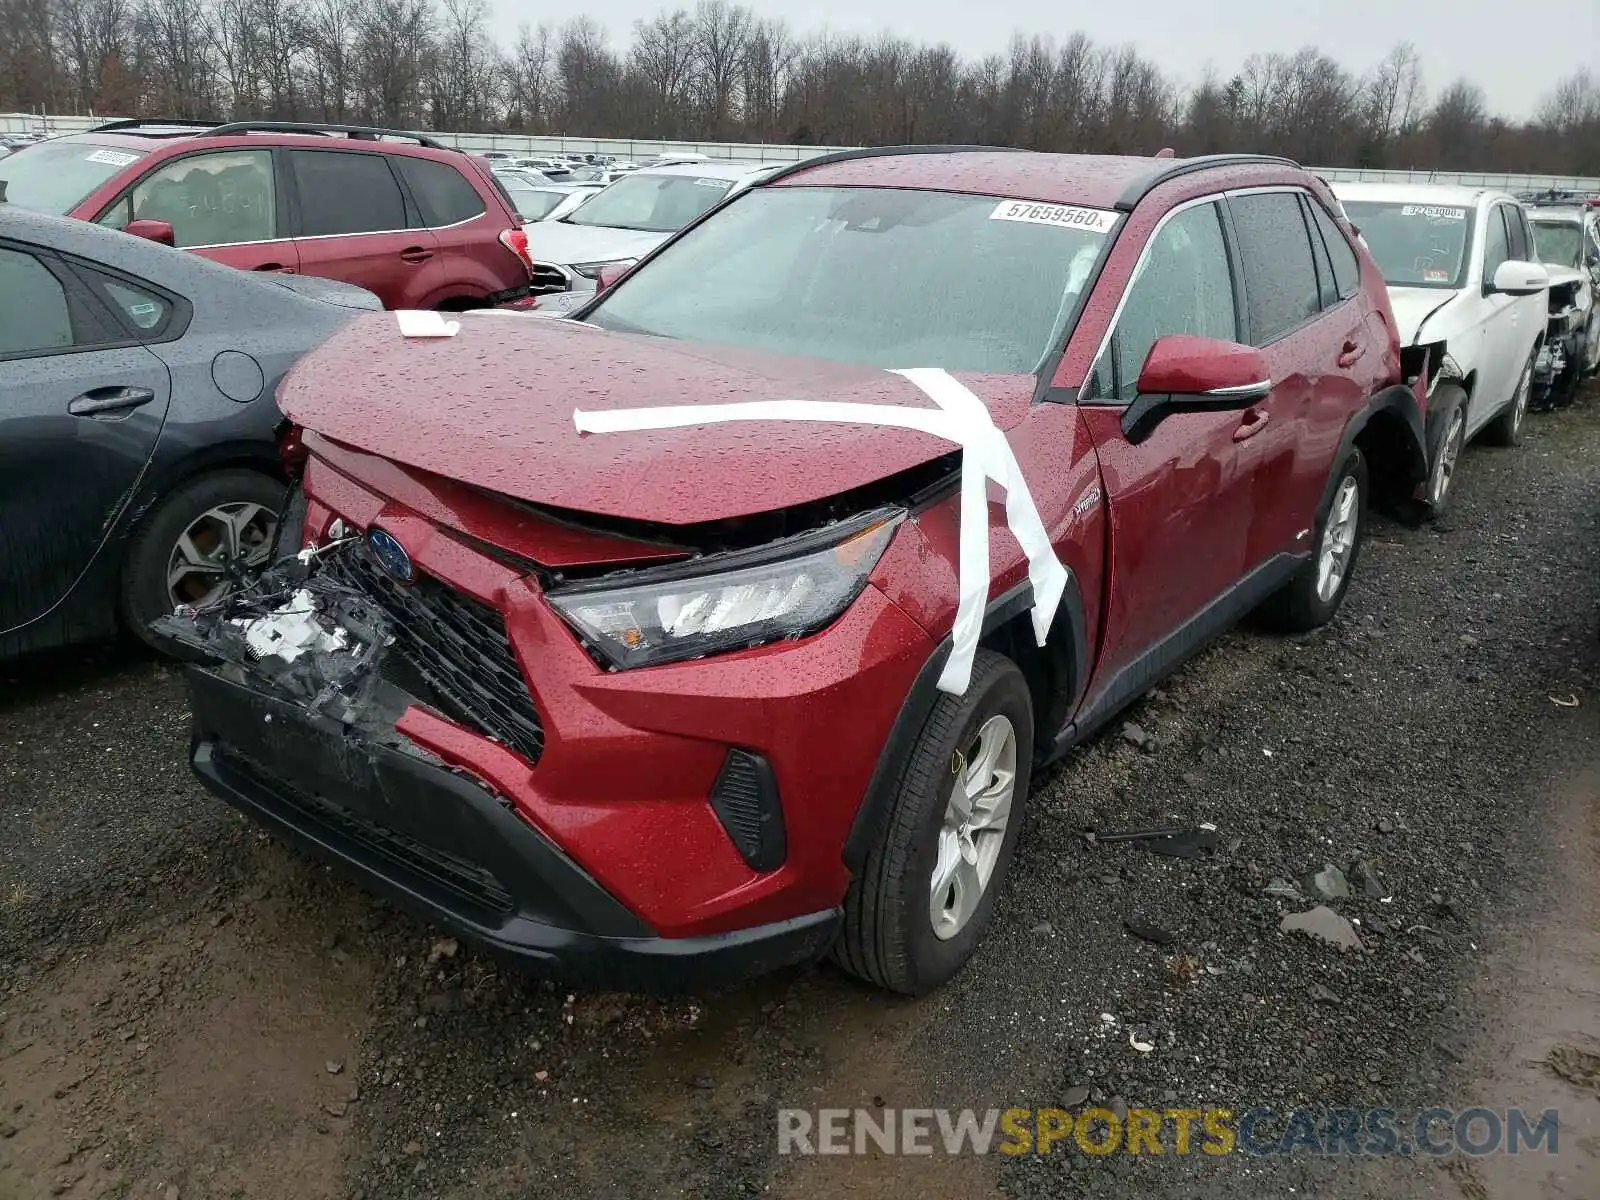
[0,120,536,310]
[163,148,1429,996]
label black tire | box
[1255,448,1368,633]
[1396,386,1467,524]
[1483,350,1533,447]
[120,468,287,648]
[834,650,1034,995]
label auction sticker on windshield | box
[990,200,1118,234]
[85,149,140,167]
[1401,205,1467,221]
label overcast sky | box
[489,0,1594,119]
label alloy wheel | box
[930,714,1017,941]
[166,502,278,608]
[1315,476,1360,603]
[1512,362,1531,435]
[1431,409,1466,505]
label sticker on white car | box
[1400,205,1467,221]
[989,200,1118,234]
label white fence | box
[7,112,1598,191]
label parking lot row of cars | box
[2,123,1597,996]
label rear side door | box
[94,147,299,275]
[0,240,173,633]
[392,155,512,303]
[283,148,439,308]
[1076,197,1254,703]
[1224,188,1380,566]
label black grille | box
[326,544,545,765]
[217,747,514,915]
[529,263,569,294]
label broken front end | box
[156,462,942,989]
[1533,278,1589,409]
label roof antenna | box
[1154,147,1177,159]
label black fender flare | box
[1322,384,1428,512]
[841,570,1088,873]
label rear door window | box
[288,150,408,236]
[0,247,74,355]
[98,150,276,248]
[1229,191,1322,345]
[396,156,486,226]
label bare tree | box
[693,0,749,139]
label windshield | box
[0,140,148,214]
[499,177,567,221]
[587,186,1112,374]
[565,172,734,233]
[1531,219,1582,268]
[1341,200,1471,288]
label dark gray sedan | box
[0,201,380,660]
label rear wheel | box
[834,650,1033,995]
[120,469,286,648]
[1483,351,1533,446]
[1255,449,1368,633]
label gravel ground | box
[3,388,1599,1199]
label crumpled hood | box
[1387,287,1458,345]
[521,220,669,270]
[276,312,1035,525]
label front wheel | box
[1255,449,1368,633]
[834,650,1034,995]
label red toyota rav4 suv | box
[163,148,1427,995]
[0,120,536,310]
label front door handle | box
[252,262,295,273]
[69,386,156,418]
[1233,407,1270,442]
[1337,340,1366,368]
[400,246,434,264]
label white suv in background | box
[1334,183,1549,514]
[522,161,778,297]
[1523,194,1600,406]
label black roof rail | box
[87,117,221,136]
[198,121,453,151]
[755,143,1031,187]
[1114,152,1302,211]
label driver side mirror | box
[1120,335,1271,444]
[125,218,176,247]
[594,260,634,292]
[1487,259,1548,296]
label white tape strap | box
[573,369,1069,696]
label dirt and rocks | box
[3,390,1599,1199]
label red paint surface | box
[279,314,1036,525]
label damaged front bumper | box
[159,556,841,990]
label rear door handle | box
[1233,407,1270,442]
[251,262,295,273]
[68,386,156,418]
[1337,340,1365,368]
[400,246,433,264]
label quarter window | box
[1088,202,1238,404]
[1307,200,1362,300]
[288,150,408,236]
[1230,191,1322,345]
[99,150,276,248]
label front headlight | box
[570,257,638,280]
[547,509,903,669]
